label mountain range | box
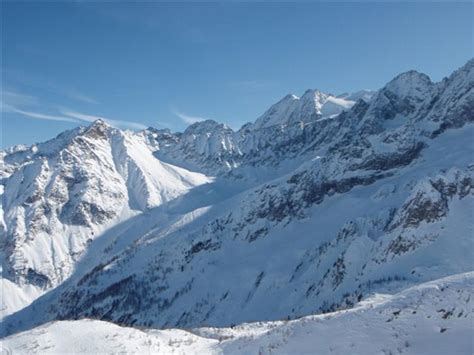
[1,59,473,354]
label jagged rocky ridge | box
[1,59,473,337]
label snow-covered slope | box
[2,272,472,354]
[0,120,211,315]
[10,125,469,333]
[1,60,473,351]
[251,89,356,130]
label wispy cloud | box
[5,105,147,130]
[1,90,39,107]
[62,89,98,104]
[3,105,81,124]
[1,85,146,130]
[172,109,209,125]
[2,67,99,105]
[61,109,147,130]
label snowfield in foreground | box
[2,272,472,354]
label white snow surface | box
[252,89,356,130]
[0,120,211,316]
[1,59,473,353]
[2,272,472,354]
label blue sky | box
[1,2,473,148]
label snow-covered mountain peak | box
[300,88,326,99]
[184,119,233,136]
[87,118,109,128]
[252,89,354,131]
[251,93,300,130]
[280,92,300,102]
[384,70,434,100]
[443,58,474,89]
[299,88,329,112]
[460,57,474,76]
[360,70,438,123]
[81,118,115,140]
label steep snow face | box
[384,71,434,101]
[0,120,211,314]
[154,120,240,173]
[252,89,355,130]
[253,93,300,129]
[364,75,435,126]
[111,130,211,210]
[2,272,473,355]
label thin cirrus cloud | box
[172,109,209,125]
[1,87,147,130]
[62,89,98,105]
[0,92,78,123]
[2,101,147,130]
[3,68,99,105]
[1,90,39,107]
[3,105,81,124]
[60,109,148,130]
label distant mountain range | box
[1,59,473,354]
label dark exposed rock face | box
[26,268,51,289]
[185,239,221,263]
[388,169,473,231]
[351,142,426,172]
